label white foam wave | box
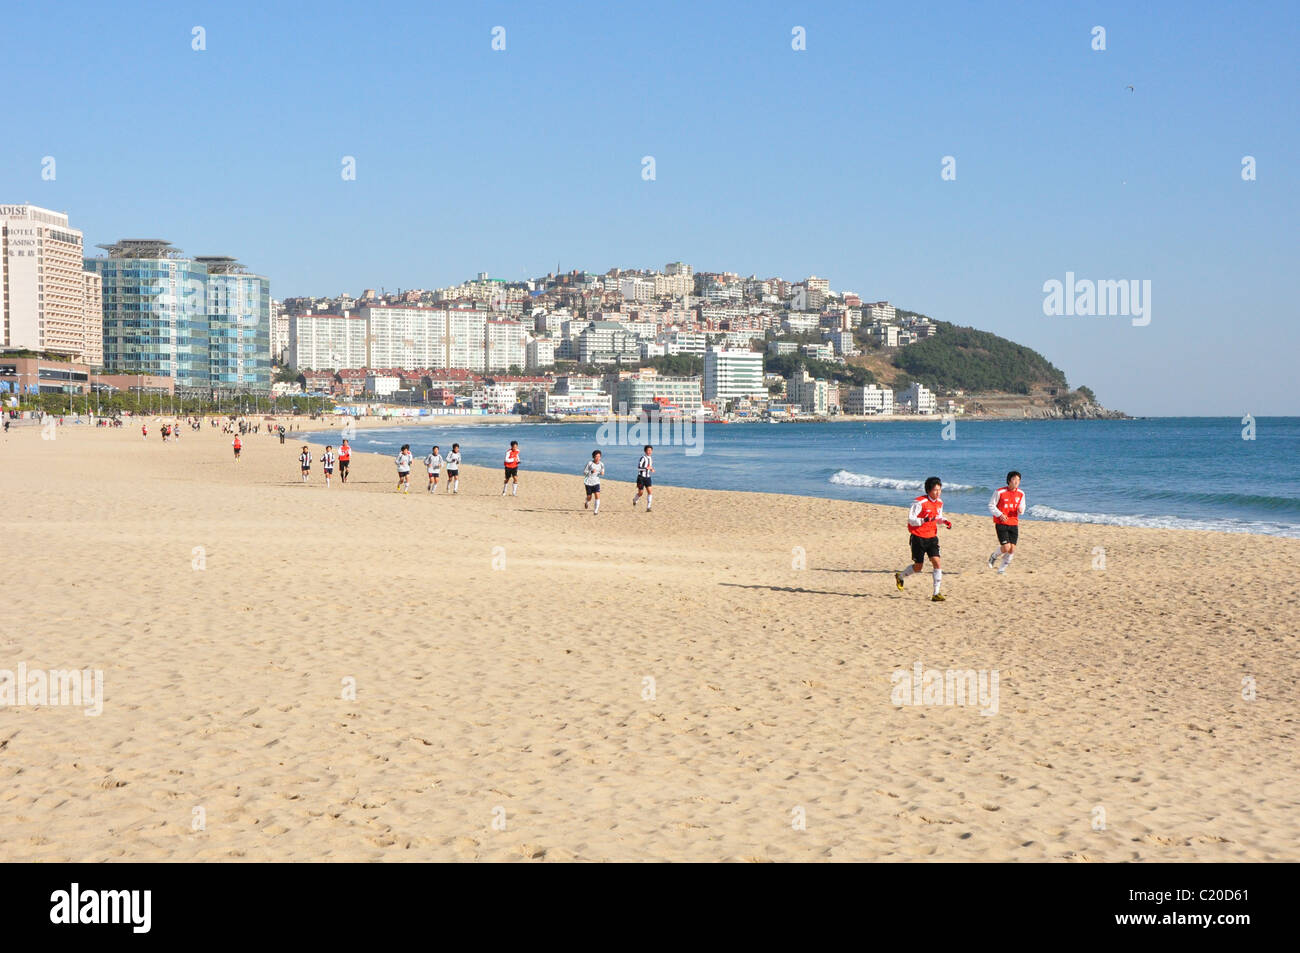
[1027,504,1300,538]
[829,471,980,492]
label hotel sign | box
[0,206,30,218]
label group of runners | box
[234,429,1025,594]
[895,471,1027,601]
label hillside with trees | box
[884,317,1067,395]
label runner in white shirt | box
[423,445,444,494]
[583,450,605,515]
[321,446,336,488]
[444,444,462,494]
[395,444,413,494]
[633,444,654,512]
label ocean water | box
[306,417,1300,537]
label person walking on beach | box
[338,440,351,483]
[895,476,952,602]
[424,445,444,493]
[987,470,1026,575]
[444,443,461,494]
[502,441,520,496]
[322,445,336,487]
[278,425,286,445]
[299,445,312,483]
[633,445,654,511]
[583,450,605,515]
[141,423,147,440]
[396,444,413,493]
[232,435,242,461]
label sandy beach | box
[1,420,1297,862]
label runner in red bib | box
[987,471,1026,574]
[502,441,520,497]
[896,476,952,602]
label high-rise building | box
[290,312,367,370]
[0,204,103,364]
[703,346,764,405]
[86,240,271,393]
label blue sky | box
[5,0,1297,414]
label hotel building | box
[703,346,765,405]
[0,204,103,364]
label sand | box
[1,419,1296,862]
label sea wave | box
[829,470,983,492]
[1027,504,1300,538]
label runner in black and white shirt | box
[299,446,312,483]
[633,444,654,512]
[423,446,443,494]
[395,444,413,494]
[444,444,461,494]
[583,450,605,515]
[321,446,336,488]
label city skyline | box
[5,0,1297,414]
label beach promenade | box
[1,422,1297,861]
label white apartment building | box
[577,320,640,364]
[615,370,703,413]
[446,308,488,371]
[485,319,527,371]
[805,276,830,294]
[619,276,654,303]
[703,346,765,405]
[0,204,102,364]
[664,261,693,277]
[865,301,896,324]
[363,305,445,369]
[365,373,401,397]
[472,383,518,414]
[662,330,707,356]
[781,312,820,335]
[525,336,555,370]
[290,312,368,370]
[868,323,900,348]
[844,383,895,415]
[898,382,937,414]
[787,367,829,415]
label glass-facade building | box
[86,241,271,394]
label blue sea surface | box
[306,417,1300,537]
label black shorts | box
[504,466,518,479]
[909,534,941,564]
[995,523,1019,546]
[339,460,349,471]
[301,467,310,473]
[637,475,652,489]
[585,483,600,495]
[447,469,458,478]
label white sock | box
[990,550,1001,563]
[932,569,942,595]
[1000,552,1014,570]
[902,565,917,578]
[593,499,600,513]
[512,485,517,496]
[646,494,652,509]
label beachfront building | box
[844,383,895,415]
[614,369,703,414]
[1,204,103,365]
[546,375,612,416]
[364,372,401,397]
[87,239,272,395]
[897,382,937,414]
[472,383,518,414]
[703,346,765,406]
[290,312,368,371]
[787,366,829,416]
